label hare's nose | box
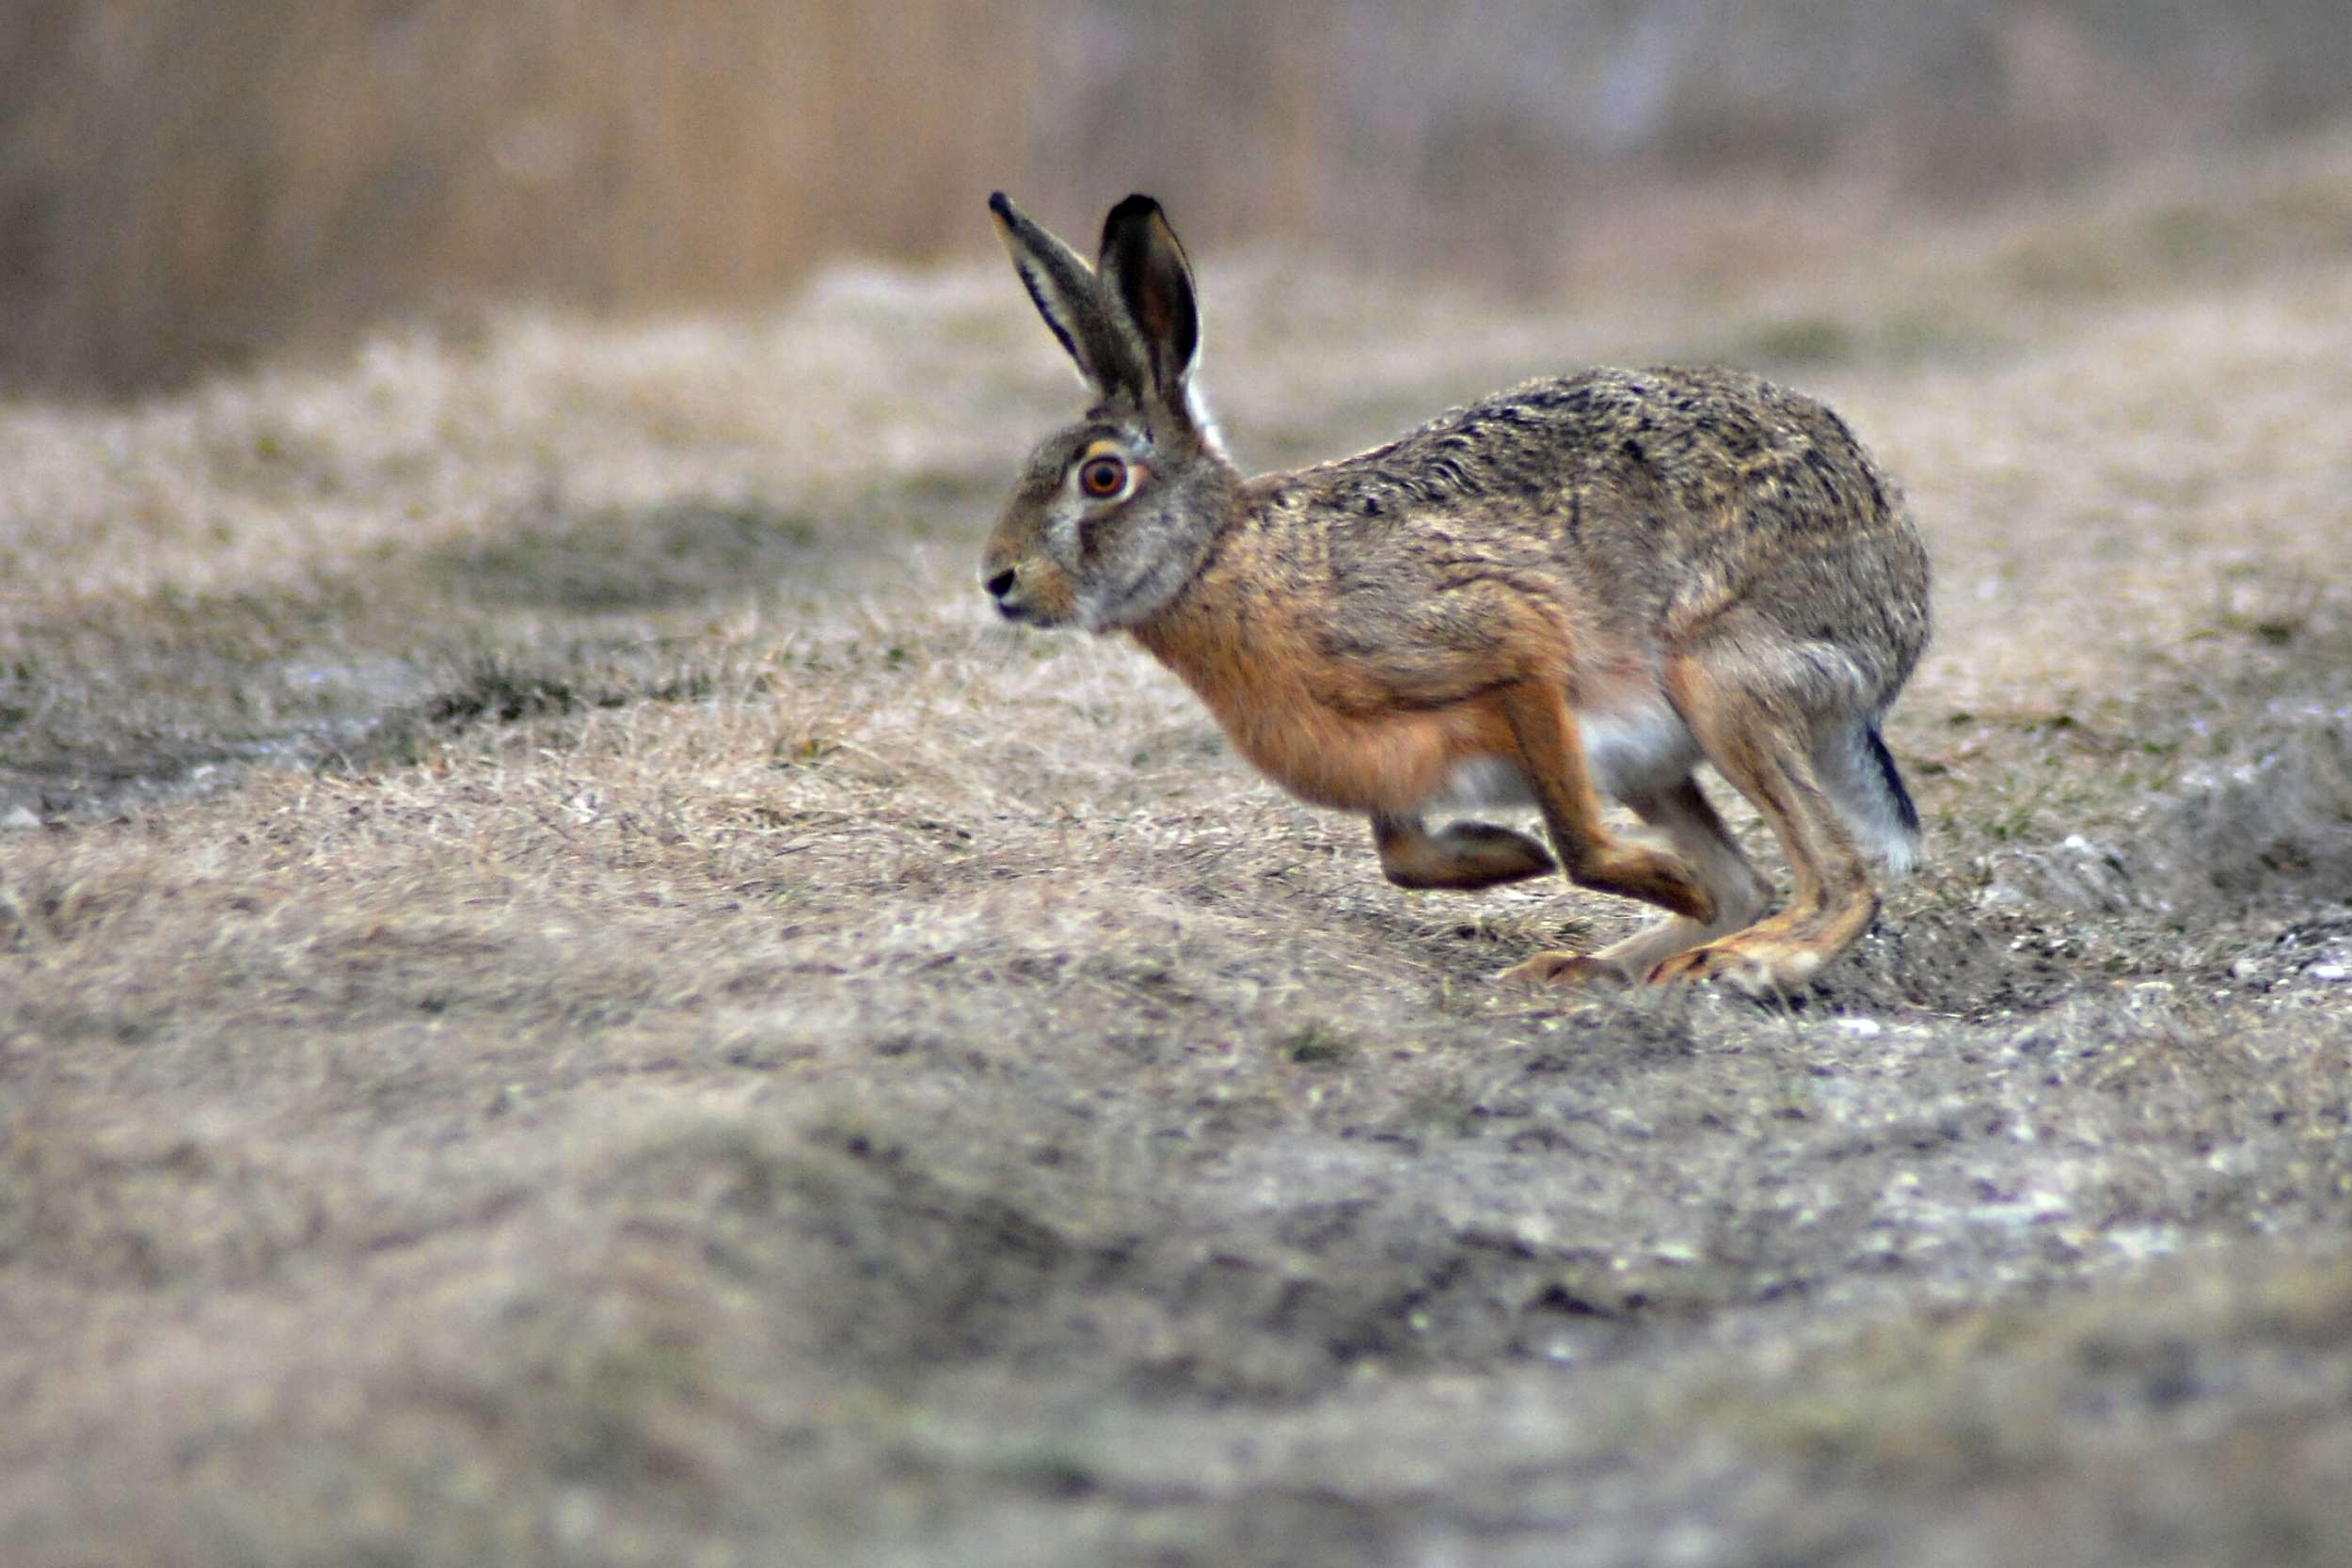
[985,567,1018,602]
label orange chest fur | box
[1131,599,1512,816]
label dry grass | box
[5,134,2352,1566]
[0,0,1040,391]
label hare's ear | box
[989,192,1147,398]
[1097,195,1200,406]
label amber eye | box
[1078,454,1128,499]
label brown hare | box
[981,192,1930,994]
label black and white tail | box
[1818,720,1922,877]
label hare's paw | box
[1377,819,1554,891]
[1581,845,1715,924]
[1646,936,1824,995]
[1422,822,1556,889]
[1437,822,1556,883]
[1501,950,1627,988]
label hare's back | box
[1321,366,1902,541]
[1300,365,1927,690]
[1547,365,1919,599]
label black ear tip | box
[1105,193,1165,227]
[987,191,1015,218]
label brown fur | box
[984,194,1930,993]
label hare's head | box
[983,194,1233,633]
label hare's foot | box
[1645,879,1880,995]
[1593,916,1728,978]
[1500,950,1628,988]
[1646,930,1828,995]
[1375,816,1554,891]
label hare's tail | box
[1817,721,1922,877]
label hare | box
[981,192,1930,993]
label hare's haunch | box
[983,193,1930,994]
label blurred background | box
[4,0,2348,397]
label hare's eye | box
[1078,455,1128,499]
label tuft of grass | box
[422,655,601,728]
[1281,1024,1356,1068]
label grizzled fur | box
[983,192,1931,994]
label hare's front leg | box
[1580,778,1774,978]
[1372,814,1554,890]
[1493,678,1714,986]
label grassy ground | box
[5,136,2352,1566]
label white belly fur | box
[1422,694,1699,814]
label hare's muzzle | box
[983,565,1025,621]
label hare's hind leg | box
[1650,654,1879,993]
[1373,814,1555,891]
